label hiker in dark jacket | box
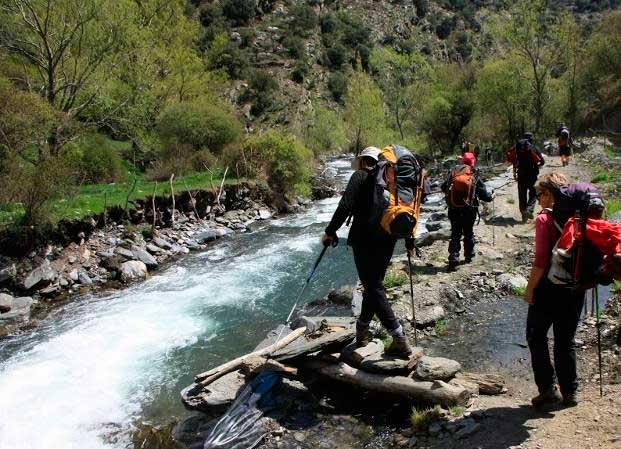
[524,172,585,409]
[556,123,572,166]
[441,157,494,271]
[509,138,545,222]
[322,147,414,357]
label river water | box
[0,159,411,449]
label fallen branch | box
[182,178,202,222]
[305,360,471,407]
[195,326,306,386]
[216,166,229,207]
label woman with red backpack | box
[524,172,585,409]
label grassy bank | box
[0,170,245,227]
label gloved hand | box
[405,238,415,257]
[321,233,339,247]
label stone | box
[351,289,363,316]
[0,296,33,323]
[120,261,148,283]
[428,422,442,436]
[258,209,272,220]
[146,243,164,254]
[78,271,93,285]
[425,221,448,232]
[97,250,115,259]
[290,316,320,333]
[341,339,384,365]
[455,419,480,439]
[40,285,60,297]
[195,229,218,244]
[327,286,353,305]
[498,273,528,291]
[416,305,446,328]
[0,293,14,313]
[415,356,461,381]
[115,247,135,260]
[449,378,479,396]
[0,265,16,284]
[171,244,190,254]
[415,229,451,248]
[360,347,424,374]
[23,260,57,290]
[430,212,447,221]
[68,256,77,264]
[59,277,69,287]
[153,237,173,250]
[131,245,158,268]
[99,256,123,273]
[69,269,80,282]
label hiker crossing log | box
[305,360,471,407]
[195,326,306,386]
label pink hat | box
[460,152,476,167]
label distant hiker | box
[556,123,572,167]
[524,172,585,409]
[460,140,477,167]
[441,156,494,271]
[484,147,493,164]
[322,146,421,358]
[507,138,545,222]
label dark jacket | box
[517,143,545,177]
[325,169,397,247]
[441,168,493,209]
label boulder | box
[120,261,148,283]
[327,286,354,305]
[23,260,57,290]
[68,269,80,282]
[497,273,528,291]
[0,293,13,313]
[0,265,16,285]
[341,339,384,365]
[78,271,93,285]
[146,243,164,254]
[99,255,123,273]
[131,245,158,269]
[195,229,218,244]
[416,305,446,328]
[115,247,135,260]
[258,209,272,220]
[430,211,448,221]
[414,229,451,248]
[425,221,448,232]
[0,296,33,324]
[152,237,173,250]
[415,356,461,381]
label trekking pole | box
[595,285,604,397]
[407,253,417,346]
[274,240,337,344]
[492,195,496,247]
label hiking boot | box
[356,323,371,348]
[562,392,579,408]
[531,386,562,409]
[465,254,474,263]
[447,259,458,272]
[384,336,413,359]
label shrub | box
[384,269,408,288]
[414,0,429,17]
[249,69,279,93]
[319,13,337,34]
[156,99,243,153]
[326,44,348,68]
[222,0,256,25]
[204,32,249,79]
[290,4,318,33]
[291,61,309,83]
[241,131,313,198]
[283,35,306,59]
[328,71,348,103]
[64,134,126,184]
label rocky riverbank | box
[0,172,339,338]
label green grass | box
[434,318,447,335]
[410,405,442,432]
[449,405,465,417]
[0,169,245,226]
[384,269,408,288]
[612,280,621,295]
[507,198,515,204]
[605,146,619,159]
[590,172,610,184]
[512,286,527,296]
[607,199,621,217]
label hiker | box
[524,172,585,409]
[441,156,494,271]
[507,138,545,222]
[460,140,477,166]
[556,123,572,167]
[322,146,414,357]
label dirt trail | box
[390,155,621,449]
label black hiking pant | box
[448,207,477,263]
[353,241,400,332]
[517,173,538,215]
[526,278,585,397]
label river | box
[0,158,416,449]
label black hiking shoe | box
[465,255,474,263]
[447,260,458,272]
[356,323,371,348]
[531,386,562,409]
[562,392,579,408]
[384,336,413,359]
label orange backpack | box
[447,165,476,208]
[370,145,425,238]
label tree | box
[344,70,386,154]
[476,56,530,143]
[497,0,554,135]
[558,12,583,131]
[0,0,126,154]
[301,105,347,155]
